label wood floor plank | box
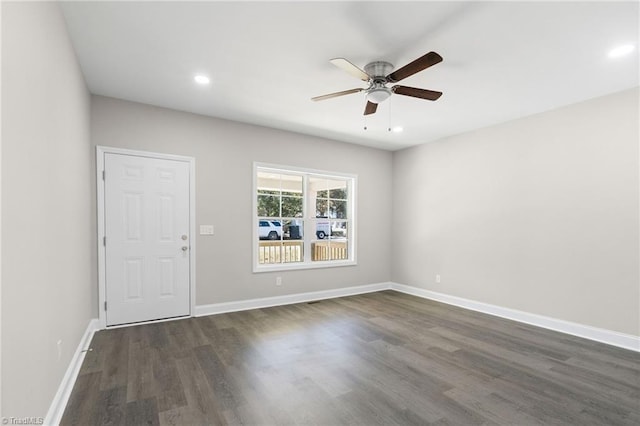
[126,340,154,403]
[486,376,594,425]
[337,385,432,425]
[91,385,126,426]
[99,328,130,391]
[220,364,295,425]
[60,372,102,426]
[61,291,640,425]
[430,325,560,371]
[151,347,188,412]
[125,397,160,426]
[444,388,543,425]
[162,355,226,426]
[193,344,247,412]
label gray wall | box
[1,1,93,417]
[392,88,640,336]
[91,96,393,306]
[0,2,636,418]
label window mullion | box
[302,174,309,263]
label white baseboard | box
[44,318,100,426]
[195,282,392,317]
[390,282,640,352]
[195,281,639,352]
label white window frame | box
[253,162,357,272]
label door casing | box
[96,146,196,329]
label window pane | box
[281,174,303,196]
[283,219,303,240]
[281,196,303,218]
[315,198,328,218]
[311,240,348,261]
[314,218,330,240]
[330,221,348,239]
[257,172,281,193]
[330,240,348,260]
[311,240,327,261]
[257,219,282,240]
[328,180,348,200]
[309,177,327,194]
[257,195,280,217]
[257,240,303,264]
[282,241,303,263]
[329,200,347,219]
[258,241,281,264]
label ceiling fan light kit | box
[366,86,392,104]
[312,51,443,115]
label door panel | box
[105,153,191,326]
[125,258,144,299]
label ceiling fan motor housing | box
[364,61,394,78]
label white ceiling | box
[60,1,639,151]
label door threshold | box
[106,314,191,329]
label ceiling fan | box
[312,51,443,115]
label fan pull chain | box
[387,100,392,132]
[363,93,368,130]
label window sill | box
[253,259,357,273]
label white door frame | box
[96,146,196,329]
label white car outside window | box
[258,220,282,240]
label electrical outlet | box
[276,276,282,286]
[436,274,441,283]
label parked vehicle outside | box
[258,220,282,240]
[285,219,303,240]
[260,218,345,240]
[316,218,347,239]
[316,218,330,239]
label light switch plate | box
[200,225,214,235]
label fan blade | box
[311,88,363,102]
[330,58,370,81]
[386,51,443,83]
[364,101,378,115]
[392,85,442,101]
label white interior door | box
[104,153,191,326]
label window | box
[254,163,356,271]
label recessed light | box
[608,44,635,58]
[194,74,210,85]
[392,126,404,133]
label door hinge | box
[102,170,105,180]
[103,236,106,246]
[104,301,107,311]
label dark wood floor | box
[61,290,640,425]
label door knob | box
[181,235,188,240]
[181,246,188,251]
